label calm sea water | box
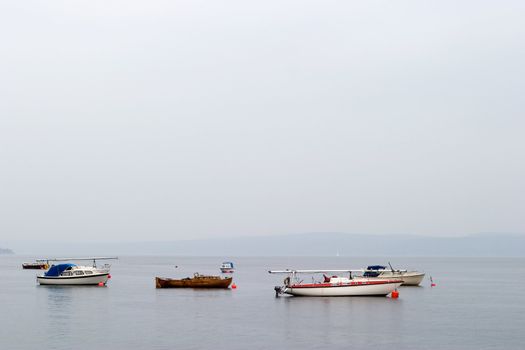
[1,256,524,350]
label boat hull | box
[37,273,109,285]
[374,272,425,286]
[284,280,402,297]
[23,263,48,270]
[156,276,232,289]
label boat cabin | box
[44,264,101,277]
[327,276,351,284]
[363,265,387,277]
[221,262,234,269]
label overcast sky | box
[1,0,524,242]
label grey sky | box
[1,1,524,242]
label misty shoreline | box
[3,232,524,257]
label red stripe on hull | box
[291,280,402,289]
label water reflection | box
[278,295,405,346]
[37,286,75,346]
[43,286,74,315]
[37,285,109,348]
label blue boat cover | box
[45,264,76,277]
[364,265,386,277]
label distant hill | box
[117,232,525,257]
[0,247,14,255]
[5,233,525,257]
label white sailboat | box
[269,269,402,297]
[36,257,117,286]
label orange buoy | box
[391,290,399,298]
[231,283,237,289]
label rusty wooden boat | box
[155,273,232,289]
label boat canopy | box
[222,262,234,267]
[364,265,386,278]
[45,264,76,277]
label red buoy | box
[391,290,399,298]
[430,276,436,287]
[231,283,237,289]
[98,282,105,287]
[108,274,111,279]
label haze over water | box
[1,2,524,349]
[1,255,523,350]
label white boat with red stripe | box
[269,269,402,297]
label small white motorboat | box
[220,262,235,273]
[36,257,116,286]
[363,265,425,286]
[269,269,402,297]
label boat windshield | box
[364,265,386,278]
